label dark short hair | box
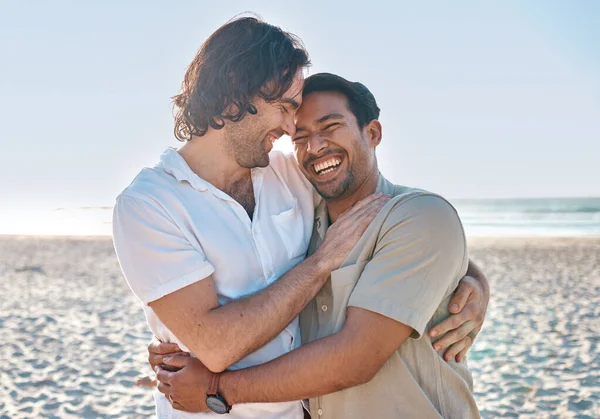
[173,16,310,141]
[302,73,380,128]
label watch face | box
[206,395,229,414]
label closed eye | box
[293,136,308,142]
[324,123,340,130]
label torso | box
[300,176,478,419]
[119,149,317,418]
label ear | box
[366,120,382,148]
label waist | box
[154,390,303,418]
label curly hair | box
[173,16,310,141]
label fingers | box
[148,352,163,371]
[442,335,473,362]
[135,376,157,388]
[429,302,478,338]
[456,345,471,362]
[163,355,190,369]
[157,380,171,396]
[432,320,475,351]
[356,195,391,222]
[346,192,385,214]
[149,351,189,371]
[155,366,176,385]
[342,195,390,235]
[340,193,391,220]
[448,277,476,313]
[149,340,183,355]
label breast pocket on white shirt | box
[271,199,308,260]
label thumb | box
[163,355,190,369]
[449,277,473,313]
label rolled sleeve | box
[112,194,215,305]
[348,194,468,338]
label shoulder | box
[380,188,464,247]
[113,166,184,233]
[388,189,459,218]
[116,163,185,213]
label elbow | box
[349,354,385,386]
[204,360,228,374]
[198,346,239,373]
[331,360,379,390]
[354,364,378,386]
[189,331,238,373]
[201,352,233,373]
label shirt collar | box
[158,147,267,203]
[158,148,211,192]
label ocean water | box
[452,197,600,237]
[2,198,599,237]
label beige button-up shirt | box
[299,175,480,419]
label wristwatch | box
[206,373,231,414]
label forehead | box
[296,91,351,125]
[280,72,304,105]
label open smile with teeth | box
[313,158,342,175]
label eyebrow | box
[316,113,345,124]
[282,98,300,110]
[296,113,345,133]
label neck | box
[327,169,380,223]
[178,132,250,190]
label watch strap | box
[208,372,220,396]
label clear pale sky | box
[1,1,599,220]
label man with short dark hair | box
[113,16,488,419]
[153,74,483,418]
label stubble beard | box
[312,170,355,200]
[224,124,270,169]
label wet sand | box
[0,236,598,418]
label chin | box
[311,180,343,200]
[239,154,270,169]
[255,153,271,168]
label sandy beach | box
[1,235,598,418]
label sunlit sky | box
[1,1,599,234]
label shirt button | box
[317,408,323,416]
[321,305,328,312]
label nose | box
[307,134,327,155]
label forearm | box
[219,331,368,404]
[198,253,331,371]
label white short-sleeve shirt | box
[112,148,316,419]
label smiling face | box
[293,91,380,199]
[223,72,304,168]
